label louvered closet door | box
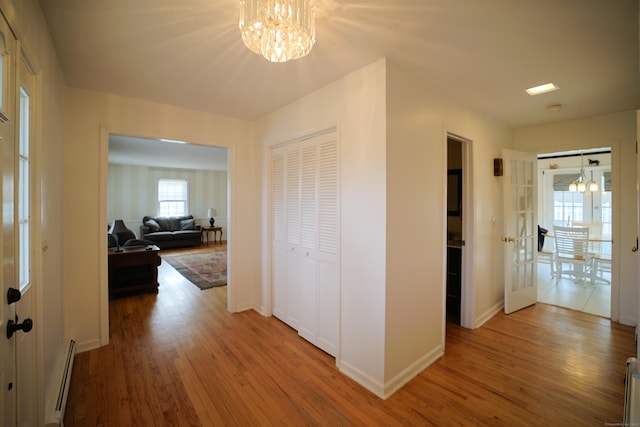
[271,130,340,357]
[284,145,301,329]
[271,147,287,321]
[297,140,319,343]
[316,133,340,357]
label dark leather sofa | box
[140,215,202,249]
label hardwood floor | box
[65,244,635,426]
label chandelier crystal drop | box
[239,0,316,63]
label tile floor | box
[537,261,611,318]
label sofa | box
[140,215,202,249]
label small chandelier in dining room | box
[239,0,316,63]
[569,151,599,193]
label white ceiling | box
[108,134,228,170]
[39,0,640,169]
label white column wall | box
[384,61,513,392]
[514,111,637,325]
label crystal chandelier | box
[239,0,316,63]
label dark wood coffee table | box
[108,245,161,298]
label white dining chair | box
[571,221,611,285]
[571,221,603,256]
[553,226,595,284]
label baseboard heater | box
[624,357,640,425]
[46,339,76,427]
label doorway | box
[102,133,231,340]
[536,148,612,318]
[446,137,465,325]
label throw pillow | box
[169,218,182,231]
[180,219,196,230]
[155,217,171,231]
[144,218,161,233]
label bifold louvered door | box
[271,131,340,357]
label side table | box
[202,226,223,244]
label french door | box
[503,150,538,314]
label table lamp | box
[207,208,217,227]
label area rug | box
[163,251,227,290]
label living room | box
[107,134,229,295]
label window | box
[553,191,583,227]
[158,179,188,217]
[18,86,30,289]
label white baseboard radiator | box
[624,357,640,425]
[46,339,76,427]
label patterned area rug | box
[163,251,227,290]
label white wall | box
[384,61,513,392]
[514,111,637,325]
[107,164,228,239]
[63,88,260,350]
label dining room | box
[536,148,612,318]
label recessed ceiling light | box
[525,83,559,96]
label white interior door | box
[503,149,538,314]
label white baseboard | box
[475,301,504,328]
[339,360,386,399]
[382,345,444,398]
[45,340,76,427]
[339,345,445,400]
[76,337,101,353]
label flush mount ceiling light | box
[239,0,316,63]
[526,83,559,96]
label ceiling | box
[39,0,640,169]
[108,134,228,170]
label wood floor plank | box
[64,244,635,426]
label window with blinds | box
[158,179,188,217]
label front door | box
[502,149,538,314]
[0,12,19,427]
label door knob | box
[6,316,33,339]
[7,287,21,305]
